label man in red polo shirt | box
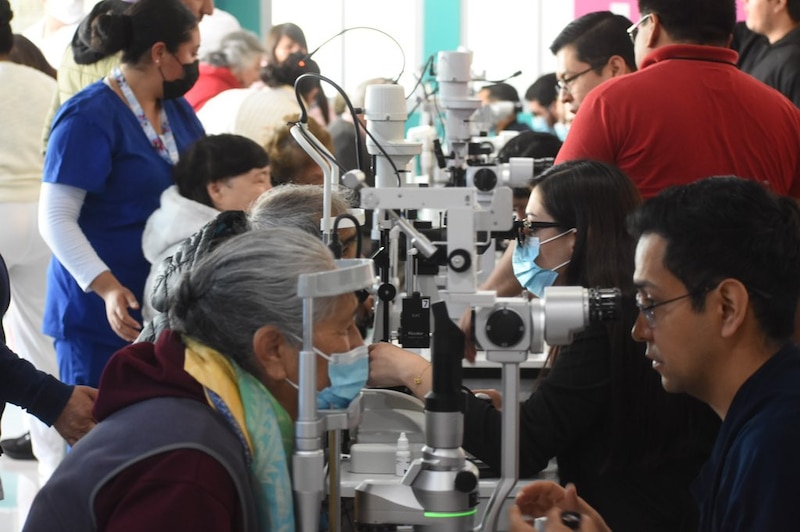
[555,0,800,200]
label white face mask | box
[45,0,85,25]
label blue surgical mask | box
[554,122,569,141]
[531,115,552,133]
[512,229,574,297]
[287,340,369,410]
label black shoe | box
[1,431,36,460]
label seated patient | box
[141,133,271,321]
[368,160,719,532]
[263,113,333,186]
[249,183,360,259]
[139,184,360,344]
[24,228,366,531]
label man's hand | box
[53,385,97,446]
[509,482,612,532]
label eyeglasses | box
[516,219,562,245]
[635,288,705,328]
[555,66,596,94]
[627,13,652,44]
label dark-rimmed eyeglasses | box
[635,287,706,328]
[627,13,652,44]
[516,220,562,245]
[555,66,596,94]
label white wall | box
[268,0,576,103]
[463,0,574,101]
[270,0,423,100]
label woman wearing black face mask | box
[39,0,205,390]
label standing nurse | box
[39,0,205,386]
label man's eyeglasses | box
[635,287,706,327]
[627,13,652,45]
[555,66,596,94]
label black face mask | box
[162,58,199,100]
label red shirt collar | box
[641,44,739,69]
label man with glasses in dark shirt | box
[509,176,800,532]
[550,11,636,117]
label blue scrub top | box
[42,81,205,344]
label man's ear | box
[646,13,662,49]
[253,325,289,381]
[716,279,749,339]
[606,55,628,77]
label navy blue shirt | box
[0,255,72,435]
[692,342,800,531]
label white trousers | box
[0,201,66,477]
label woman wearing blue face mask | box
[369,160,720,532]
[26,228,367,530]
[39,0,205,389]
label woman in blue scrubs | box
[39,0,205,386]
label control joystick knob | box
[454,470,478,493]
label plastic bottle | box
[395,431,411,477]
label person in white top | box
[22,0,84,69]
[0,0,66,476]
[141,134,271,322]
[198,52,322,146]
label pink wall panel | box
[574,1,746,23]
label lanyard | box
[112,67,179,165]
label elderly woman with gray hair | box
[185,29,265,111]
[25,228,367,530]
[138,184,361,343]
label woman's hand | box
[90,271,141,341]
[458,308,477,363]
[367,342,429,393]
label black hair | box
[482,82,521,103]
[790,0,800,22]
[260,51,321,94]
[535,160,718,472]
[0,0,13,55]
[524,73,558,107]
[550,11,636,72]
[497,131,562,163]
[629,176,800,343]
[90,0,197,65]
[9,35,56,78]
[638,0,735,46]
[536,160,640,291]
[265,22,308,66]
[174,134,270,208]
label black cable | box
[290,118,348,175]
[306,26,406,84]
[406,54,435,101]
[293,72,404,187]
[332,213,363,259]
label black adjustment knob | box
[454,470,478,493]
[485,308,525,348]
[473,168,498,191]
[448,249,471,273]
[376,283,397,302]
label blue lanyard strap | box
[112,66,180,165]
